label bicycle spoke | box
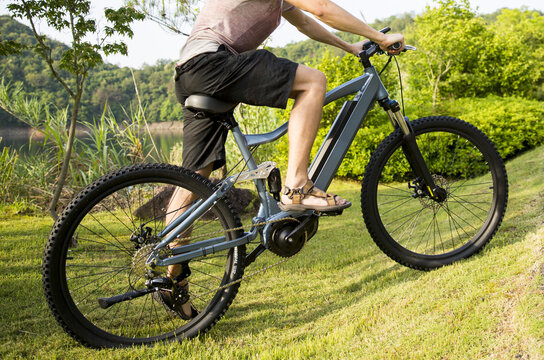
[371,123,504,261]
[380,197,415,217]
[449,193,490,214]
[388,207,425,236]
[98,201,135,234]
[378,196,412,207]
[401,207,424,248]
[112,191,138,232]
[77,225,132,256]
[380,183,413,194]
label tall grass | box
[0,145,542,359]
[0,80,164,209]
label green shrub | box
[0,138,18,201]
[448,96,544,159]
[257,96,544,182]
[0,82,162,208]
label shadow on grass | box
[1,147,542,352]
[215,261,424,338]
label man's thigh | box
[176,48,298,109]
[173,48,298,171]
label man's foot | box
[279,180,351,212]
[154,277,199,320]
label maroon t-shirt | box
[178,0,295,64]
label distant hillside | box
[0,15,182,127]
[0,13,414,127]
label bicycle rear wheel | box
[361,116,508,270]
[43,164,245,348]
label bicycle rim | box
[44,165,245,346]
[362,117,507,269]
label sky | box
[2,0,543,68]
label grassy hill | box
[0,144,542,359]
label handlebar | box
[357,26,416,68]
[388,42,402,51]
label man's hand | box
[288,0,405,55]
[348,32,405,56]
[348,40,366,55]
[376,33,405,55]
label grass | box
[0,145,543,359]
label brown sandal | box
[278,180,351,212]
[153,275,199,320]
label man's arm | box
[282,8,361,55]
[285,0,404,54]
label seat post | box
[230,119,257,171]
[216,112,238,130]
[230,123,274,216]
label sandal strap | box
[282,180,338,206]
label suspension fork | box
[380,99,439,198]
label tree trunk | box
[48,92,81,219]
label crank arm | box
[244,244,266,266]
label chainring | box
[268,218,306,258]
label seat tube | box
[230,125,272,214]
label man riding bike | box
[163,0,405,319]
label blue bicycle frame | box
[146,63,404,268]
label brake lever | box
[387,43,417,53]
[385,44,417,56]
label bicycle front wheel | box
[43,164,246,348]
[361,116,508,270]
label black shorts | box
[174,46,298,171]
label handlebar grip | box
[379,27,391,34]
[388,42,402,51]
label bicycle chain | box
[163,216,307,302]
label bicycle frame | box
[148,65,402,268]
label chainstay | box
[184,217,308,302]
[166,216,295,244]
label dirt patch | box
[134,180,255,220]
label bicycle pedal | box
[315,209,344,217]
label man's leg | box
[282,64,348,207]
[158,163,214,318]
[166,162,214,278]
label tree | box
[5,0,144,219]
[406,0,492,107]
[490,8,544,98]
[126,0,198,35]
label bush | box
[0,138,18,200]
[0,82,163,207]
[448,96,544,159]
[260,96,543,182]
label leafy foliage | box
[448,96,544,159]
[1,1,544,199]
[0,81,161,207]
[0,137,18,200]
[406,1,544,105]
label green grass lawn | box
[1,145,543,359]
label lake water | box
[0,128,184,158]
